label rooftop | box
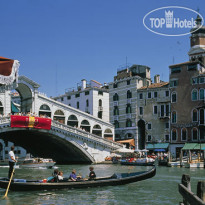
[139,82,169,90]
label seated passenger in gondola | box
[89,166,96,180]
[57,171,64,181]
[69,169,77,181]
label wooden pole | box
[181,174,191,205]
[197,181,205,202]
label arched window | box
[127,90,132,99]
[99,99,102,106]
[113,93,119,101]
[80,120,90,132]
[172,129,177,141]
[171,92,177,103]
[181,128,187,141]
[113,106,119,115]
[126,119,132,127]
[126,104,132,113]
[98,111,102,119]
[171,111,177,123]
[192,89,198,101]
[192,109,198,122]
[114,120,119,128]
[200,88,204,100]
[192,127,198,141]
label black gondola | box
[0,166,156,191]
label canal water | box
[0,164,204,205]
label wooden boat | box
[19,158,56,168]
[121,157,155,166]
[0,166,156,191]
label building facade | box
[53,79,110,122]
[109,64,151,150]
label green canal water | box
[0,164,204,205]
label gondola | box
[0,166,156,191]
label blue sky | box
[1,0,204,97]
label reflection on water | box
[0,165,204,205]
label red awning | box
[0,56,19,85]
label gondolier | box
[8,146,17,179]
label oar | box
[3,161,17,198]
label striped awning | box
[146,143,169,150]
[182,143,205,150]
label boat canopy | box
[146,143,169,150]
[182,143,205,150]
[154,148,166,152]
[117,139,135,147]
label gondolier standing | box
[8,146,17,179]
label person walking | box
[8,145,17,179]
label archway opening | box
[138,120,145,150]
[39,104,51,117]
[67,115,78,127]
[92,124,102,137]
[53,110,65,124]
[104,129,113,141]
[80,120,90,132]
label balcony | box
[98,106,103,111]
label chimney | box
[154,75,160,83]
[81,79,87,90]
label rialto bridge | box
[0,76,122,164]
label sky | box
[1,0,204,97]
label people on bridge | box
[8,145,17,179]
[89,166,96,180]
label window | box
[172,129,177,141]
[172,111,177,123]
[171,92,177,103]
[126,104,132,113]
[77,102,79,109]
[199,127,205,140]
[114,106,119,115]
[199,88,204,100]
[170,80,178,87]
[113,93,119,101]
[139,107,143,115]
[85,91,89,95]
[127,90,132,99]
[192,89,198,101]
[192,128,198,141]
[67,96,71,100]
[98,91,103,95]
[166,105,169,116]
[147,135,152,142]
[139,93,143,99]
[187,64,197,71]
[61,97,64,101]
[192,77,198,84]
[114,120,119,128]
[154,92,158,98]
[165,90,169,97]
[99,99,102,106]
[161,105,164,117]
[148,123,152,130]
[181,128,187,141]
[199,77,205,84]
[126,119,132,127]
[86,99,89,107]
[75,93,80,98]
[148,92,151,99]
[113,83,118,88]
[192,109,198,122]
[171,67,181,73]
[98,111,102,119]
[165,122,169,129]
[127,80,130,85]
[153,105,158,114]
[165,135,169,142]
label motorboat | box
[19,158,56,168]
